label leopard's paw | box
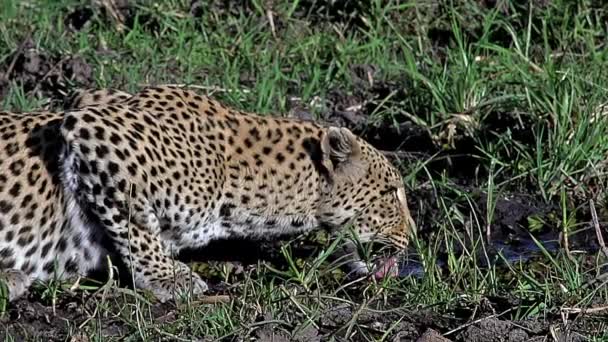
[0,269,32,301]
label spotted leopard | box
[1,85,416,302]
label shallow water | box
[397,232,575,278]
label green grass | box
[2,0,608,340]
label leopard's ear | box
[321,127,367,181]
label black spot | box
[0,200,13,214]
[43,261,54,273]
[108,162,119,175]
[132,122,145,133]
[57,237,67,252]
[112,213,125,224]
[8,182,21,197]
[110,133,122,144]
[219,203,235,217]
[82,113,96,123]
[96,145,110,158]
[115,149,126,160]
[16,235,29,247]
[0,247,13,258]
[172,171,181,180]
[65,259,78,273]
[9,160,25,176]
[1,258,15,269]
[94,126,105,139]
[117,179,127,192]
[79,127,90,140]
[99,171,108,186]
[127,164,137,176]
[5,142,19,157]
[41,242,52,257]
[249,127,261,141]
[25,246,37,258]
[80,144,90,155]
[241,195,250,205]
[63,116,77,131]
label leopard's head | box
[316,127,416,250]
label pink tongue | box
[373,256,399,279]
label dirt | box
[2,290,605,341]
[232,299,602,341]
[64,7,95,31]
[0,37,93,105]
[0,292,176,341]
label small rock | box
[415,328,452,342]
[293,324,320,342]
[69,333,89,342]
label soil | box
[1,1,607,341]
[0,37,94,106]
[2,291,604,341]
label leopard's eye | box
[380,186,397,197]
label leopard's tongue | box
[372,256,399,279]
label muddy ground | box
[2,281,606,341]
[1,1,607,341]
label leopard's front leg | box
[83,199,208,302]
[117,223,209,302]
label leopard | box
[0,88,132,301]
[1,84,416,303]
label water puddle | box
[397,232,597,278]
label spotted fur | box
[0,89,132,301]
[0,85,416,303]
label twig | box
[561,305,608,314]
[443,308,514,336]
[266,9,277,38]
[3,32,32,81]
[69,276,82,292]
[560,229,574,263]
[581,271,608,290]
[379,150,428,160]
[31,56,70,94]
[549,324,561,341]
[279,286,319,329]
[188,294,231,305]
[96,0,127,32]
[153,327,196,342]
[343,299,370,339]
[590,199,608,259]
[137,83,251,95]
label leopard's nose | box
[389,216,416,250]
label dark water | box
[397,232,571,278]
